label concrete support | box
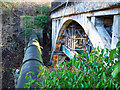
[56,19,59,41]
[85,17,106,49]
[52,7,120,51]
[95,17,111,49]
[55,20,57,38]
[111,15,120,49]
[57,19,59,30]
[52,20,56,49]
[91,17,96,26]
[71,26,76,50]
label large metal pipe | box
[16,33,43,88]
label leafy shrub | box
[24,42,120,88]
[34,15,50,30]
[111,41,120,79]
[22,14,50,39]
[22,4,51,43]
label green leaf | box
[81,83,84,88]
[110,49,115,61]
[96,68,98,73]
[116,41,120,48]
[84,82,88,88]
[68,82,72,85]
[31,72,34,75]
[106,48,109,54]
[99,67,102,71]
[101,49,105,56]
[74,75,76,81]
[111,60,120,78]
[77,63,81,69]
[80,77,84,82]
[24,83,30,88]
[97,46,100,52]
[115,84,118,88]
[53,77,57,84]
[103,72,106,79]
[88,81,90,86]
[108,79,112,88]
[76,73,81,83]
[96,82,100,88]
[81,60,83,65]
[26,74,29,80]
[84,66,86,71]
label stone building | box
[51,1,120,60]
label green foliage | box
[34,4,51,31]
[24,44,120,88]
[34,15,50,30]
[22,4,51,38]
[111,41,120,79]
[112,60,120,79]
[24,72,37,89]
[22,14,50,39]
[22,16,34,39]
